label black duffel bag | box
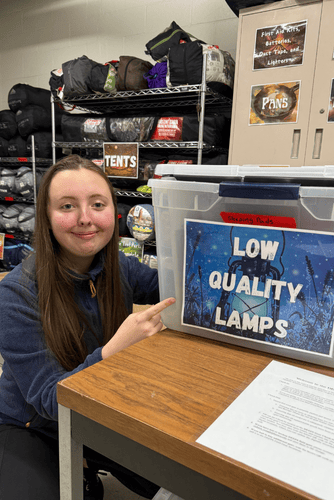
[145,21,192,61]
[167,41,235,97]
[167,41,203,86]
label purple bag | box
[144,62,167,89]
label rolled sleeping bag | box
[61,114,111,142]
[0,137,9,157]
[8,134,28,157]
[0,168,17,195]
[18,205,35,235]
[14,166,37,200]
[0,109,17,140]
[2,203,26,233]
[0,204,7,230]
[27,131,63,158]
[8,83,52,112]
[15,104,54,136]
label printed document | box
[197,360,334,500]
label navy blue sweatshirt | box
[0,251,159,438]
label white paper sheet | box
[197,360,334,500]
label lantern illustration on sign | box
[213,227,285,337]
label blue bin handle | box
[219,182,300,200]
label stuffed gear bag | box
[50,55,118,98]
[8,84,52,112]
[0,110,17,140]
[61,114,111,143]
[116,57,153,91]
[145,21,192,62]
[167,41,235,94]
[144,62,168,89]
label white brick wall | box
[0,0,238,110]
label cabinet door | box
[304,0,334,165]
[228,0,322,167]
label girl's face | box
[48,168,115,274]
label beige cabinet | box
[228,0,334,167]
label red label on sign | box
[151,117,183,141]
[220,211,297,228]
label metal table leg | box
[58,404,83,500]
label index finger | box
[144,297,176,320]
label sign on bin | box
[182,220,334,358]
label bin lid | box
[152,164,334,186]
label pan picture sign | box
[253,20,307,70]
[249,81,300,125]
[103,142,139,179]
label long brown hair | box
[33,154,128,371]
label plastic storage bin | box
[149,165,334,368]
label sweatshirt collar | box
[67,251,105,281]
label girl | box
[0,155,175,500]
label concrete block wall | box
[0,0,238,110]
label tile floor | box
[99,474,148,500]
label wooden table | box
[57,328,334,500]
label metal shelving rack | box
[0,136,52,242]
[51,53,232,166]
